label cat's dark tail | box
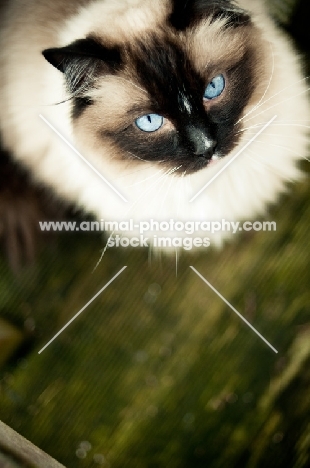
[0,147,71,273]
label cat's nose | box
[185,126,217,159]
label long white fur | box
[0,0,309,245]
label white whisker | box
[186,172,193,197]
[159,172,176,216]
[117,77,148,95]
[234,123,268,135]
[245,148,296,182]
[126,150,165,163]
[124,166,178,216]
[92,230,115,272]
[235,73,309,128]
[236,42,275,125]
[241,86,310,124]
[241,137,310,161]
[115,167,155,180]
[148,244,152,268]
[238,123,310,134]
[125,169,164,188]
[176,172,186,217]
[93,166,175,270]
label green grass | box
[0,168,309,467]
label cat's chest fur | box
[0,0,309,246]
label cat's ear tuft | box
[169,0,251,30]
[42,38,122,95]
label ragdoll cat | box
[0,0,309,248]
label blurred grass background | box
[0,0,309,467]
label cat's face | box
[43,0,268,175]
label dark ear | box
[169,0,251,31]
[42,38,122,95]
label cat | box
[0,0,309,251]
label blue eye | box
[135,114,164,132]
[204,74,225,100]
